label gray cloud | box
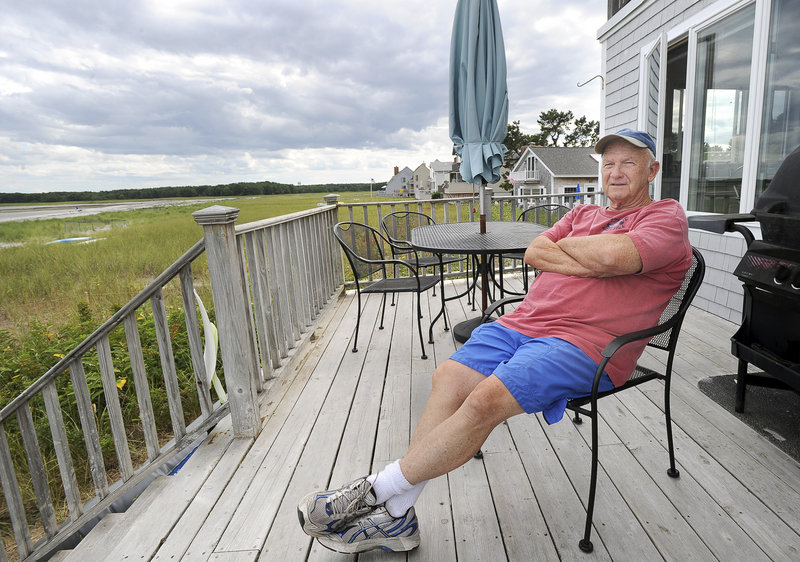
[1,0,602,192]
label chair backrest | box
[381,211,435,246]
[333,222,389,281]
[517,204,569,227]
[647,246,706,351]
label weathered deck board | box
[57,275,800,561]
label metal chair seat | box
[360,275,440,295]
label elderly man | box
[298,129,692,554]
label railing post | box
[192,205,260,438]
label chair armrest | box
[350,253,425,276]
[480,296,524,323]
[600,312,682,359]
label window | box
[645,42,661,140]
[608,0,633,19]
[526,155,539,180]
[755,0,800,199]
[687,5,756,213]
[660,40,687,202]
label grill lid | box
[754,144,800,217]
[753,144,800,248]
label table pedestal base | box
[453,317,483,343]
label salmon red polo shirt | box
[497,199,692,387]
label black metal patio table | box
[411,221,546,343]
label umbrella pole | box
[478,180,488,310]
[479,180,487,234]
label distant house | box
[385,166,413,197]
[429,159,452,194]
[410,163,431,199]
[442,158,505,198]
[508,146,599,199]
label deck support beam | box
[193,205,260,438]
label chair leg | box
[470,256,478,311]
[415,293,428,359]
[379,293,387,330]
[579,410,599,553]
[351,291,362,353]
[664,381,680,478]
[440,276,449,331]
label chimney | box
[394,166,399,175]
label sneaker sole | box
[316,533,421,554]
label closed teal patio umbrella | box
[449,0,509,235]
[449,0,509,315]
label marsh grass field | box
[0,192,375,334]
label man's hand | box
[524,234,643,278]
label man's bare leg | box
[409,359,486,450]
[400,369,524,485]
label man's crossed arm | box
[524,233,643,278]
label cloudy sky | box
[1,0,605,194]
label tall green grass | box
[0,193,372,335]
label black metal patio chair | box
[479,246,706,553]
[380,211,467,301]
[334,221,445,359]
[503,204,570,293]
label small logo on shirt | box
[603,217,628,231]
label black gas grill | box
[690,146,800,412]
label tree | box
[564,115,600,147]
[536,109,574,146]
[499,110,600,191]
[503,120,536,169]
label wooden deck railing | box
[337,191,607,281]
[338,191,606,227]
[0,204,341,560]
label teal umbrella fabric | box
[449,0,508,193]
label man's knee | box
[461,375,523,426]
[432,359,480,390]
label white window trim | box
[638,32,667,199]
[740,0,772,211]
[680,0,759,213]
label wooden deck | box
[53,274,800,561]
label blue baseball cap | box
[595,128,656,156]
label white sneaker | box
[316,505,420,554]
[297,477,378,537]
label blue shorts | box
[449,322,614,424]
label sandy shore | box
[0,198,228,223]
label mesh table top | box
[411,221,546,254]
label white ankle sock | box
[385,481,426,517]
[368,460,412,503]
[368,460,427,517]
